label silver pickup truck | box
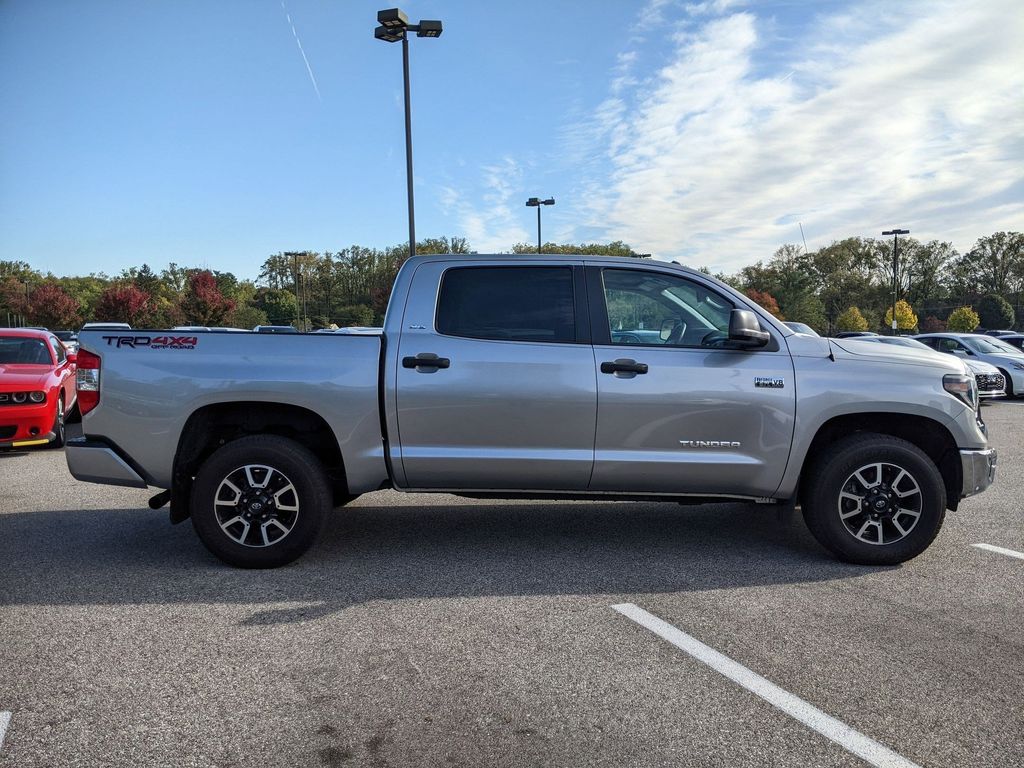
[66,255,997,568]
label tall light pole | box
[374,9,443,260]
[883,228,910,335]
[525,197,555,253]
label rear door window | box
[436,266,576,344]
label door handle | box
[402,353,451,370]
[600,358,648,375]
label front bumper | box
[0,401,57,448]
[961,448,997,498]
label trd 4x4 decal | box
[101,335,198,350]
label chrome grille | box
[975,373,1005,392]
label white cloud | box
[439,157,531,252]
[576,0,1024,271]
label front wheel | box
[997,369,1014,397]
[191,435,332,568]
[50,397,66,449]
[802,433,946,565]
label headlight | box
[943,373,977,409]
[29,391,46,403]
[11,392,27,403]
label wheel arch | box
[797,412,962,511]
[173,401,351,511]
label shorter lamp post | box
[883,228,910,335]
[525,197,555,253]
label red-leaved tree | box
[180,270,235,325]
[745,288,784,320]
[27,282,82,329]
[94,283,153,326]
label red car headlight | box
[12,392,27,403]
[29,391,46,403]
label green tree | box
[965,232,1024,296]
[946,306,980,332]
[228,304,268,329]
[510,240,641,256]
[836,306,869,332]
[252,288,297,324]
[334,304,375,327]
[976,293,1014,330]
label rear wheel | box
[802,433,946,565]
[190,435,331,568]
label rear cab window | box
[435,266,577,344]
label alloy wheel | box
[837,462,923,545]
[214,464,300,548]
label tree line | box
[711,231,1023,334]
[1,231,1020,333]
[0,237,639,330]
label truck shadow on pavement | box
[0,498,886,624]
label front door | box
[395,261,597,491]
[587,264,796,497]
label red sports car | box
[0,328,77,449]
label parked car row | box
[783,323,1024,401]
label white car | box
[856,336,1005,399]
[916,333,1024,397]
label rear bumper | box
[960,448,997,498]
[64,424,148,488]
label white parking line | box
[612,603,921,768]
[0,711,10,753]
[972,543,1024,561]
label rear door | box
[587,264,796,497]
[394,260,597,490]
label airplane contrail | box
[280,0,322,102]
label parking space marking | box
[0,711,10,753]
[972,543,1024,561]
[612,603,921,768]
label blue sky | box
[2,0,1021,280]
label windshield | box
[0,337,53,365]
[962,336,1023,355]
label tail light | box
[76,350,101,415]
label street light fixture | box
[374,8,443,260]
[525,197,555,253]
[882,228,910,335]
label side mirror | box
[660,319,675,341]
[728,309,770,347]
[951,349,968,357]
[66,352,77,365]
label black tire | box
[49,397,66,449]
[997,369,1013,397]
[190,435,331,568]
[802,433,946,565]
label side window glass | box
[51,337,66,363]
[602,269,734,348]
[436,266,576,344]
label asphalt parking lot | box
[1,405,1021,768]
